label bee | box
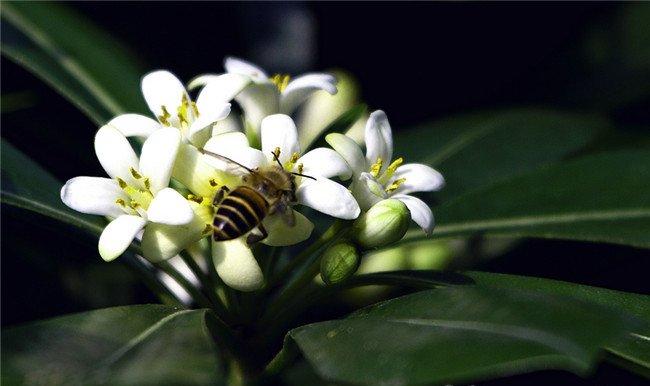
[201,149,315,244]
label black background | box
[2,2,649,385]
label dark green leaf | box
[395,108,608,201]
[469,271,650,372]
[1,2,148,124]
[2,305,224,385]
[403,150,650,249]
[289,284,639,386]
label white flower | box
[60,125,201,262]
[106,70,250,146]
[326,110,445,235]
[199,114,359,291]
[190,57,337,147]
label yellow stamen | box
[130,167,142,180]
[386,157,403,175]
[187,194,204,204]
[209,178,218,187]
[115,198,126,207]
[143,177,151,190]
[272,147,281,161]
[191,101,199,117]
[270,74,291,92]
[178,94,192,126]
[202,224,213,235]
[297,163,304,174]
[117,177,128,189]
[385,178,406,193]
[158,106,171,126]
[370,157,383,178]
[129,200,140,209]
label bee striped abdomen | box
[213,186,269,241]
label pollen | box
[187,194,204,204]
[385,178,406,193]
[115,198,126,207]
[158,105,171,126]
[117,177,128,189]
[386,157,403,174]
[143,177,151,190]
[209,178,218,187]
[270,74,291,92]
[130,167,143,179]
[370,157,383,178]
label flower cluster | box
[61,57,444,294]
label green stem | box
[155,260,212,309]
[262,220,350,322]
[179,250,231,321]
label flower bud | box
[352,199,410,249]
[320,242,361,285]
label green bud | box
[320,242,361,285]
[352,199,410,249]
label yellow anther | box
[191,101,199,117]
[386,157,404,174]
[115,198,126,207]
[385,178,406,193]
[158,106,171,126]
[129,167,143,180]
[270,74,291,92]
[187,194,204,204]
[209,179,218,187]
[117,178,128,189]
[202,224,213,235]
[370,157,383,178]
[298,163,304,174]
[178,94,193,126]
[143,178,151,190]
[129,200,140,209]
[272,147,281,161]
[290,152,300,164]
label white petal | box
[147,188,194,225]
[212,113,242,136]
[60,176,126,218]
[141,70,188,121]
[296,178,360,219]
[260,114,300,164]
[141,216,206,263]
[224,56,268,80]
[365,110,393,171]
[262,210,314,246]
[325,133,367,176]
[351,173,385,211]
[157,255,196,305]
[393,194,434,235]
[212,238,264,291]
[94,125,139,184]
[194,73,252,109]
[107,114,161,138]
[203,132,266,173]
[98,215,146,261]
[280,73,337,114]
[138,127,181,193]
[391,163,445,195]
[187,103,231,140]
[236,82,280,145]
[297,147,351,180]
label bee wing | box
[201,149,255,174]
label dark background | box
[2,2,649,385]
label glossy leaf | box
[401,150,650,249]
[395,108,608,201]
[1,2,147,124]
[1,305,224,385]
[469,271,650,372]
[289,284,639,386]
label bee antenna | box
[200,149,255,173]
[271,151,284,168]
[291,172,317,181]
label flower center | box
[273,147,304,174]
[115,168,154,216]
[158,94,200,133]
[270,74,291,93]
[369,157,406,194]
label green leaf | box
[289,283,639,386]
[2,305,224,385]
[395,108,608,201]
[1,2,148,124]
[468,271,650,373]
[1,139,104,233]
[403,150,650,249]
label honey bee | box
[201,149,315,244]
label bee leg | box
[212,186,230,206]
[246,224,268,245]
